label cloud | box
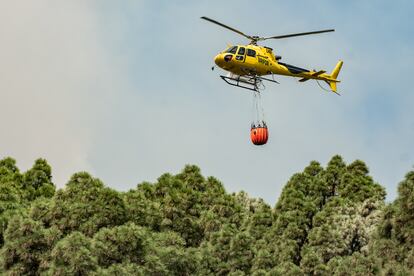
[1,1,412,205]
[0,1,129,185]
[87,1,414,204]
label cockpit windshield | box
[225,46,238,54]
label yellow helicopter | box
[201,16,343,94]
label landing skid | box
[220,74,279,92]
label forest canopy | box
[0,155,413,275]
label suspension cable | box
[316,80,341,96]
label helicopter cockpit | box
[224,46,257,58]
[225,46,238,54]
[224,45,280,62]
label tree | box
[268,161,325,267]
[0,157,24,247]
[326,253,379,276]
[0,157,20,179]
[129,165,245,248]
[43,172,127,236]
[123,184,163,230]
[1,216,60,275]
[5,157,414,274]
[22,158,55,201]
[199,224,237,275]
[261,156,386,274]
[0,182,23,247]
[93,223,148,268]
[339,160,386,203]
[47,231,97,275]
[301,198,383,273]
[146,231,200,275]
[96,262,145,276]
[367,170,414,273]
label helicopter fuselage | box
[201,16,342,93]
[214,44,337,84]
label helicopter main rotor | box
[201,16,334,45]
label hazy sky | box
[1,1,413,204]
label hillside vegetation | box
[0,155,413,275]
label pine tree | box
[1,216,60,275]
[22,158,55,201]
[47,231,97,275]
[368,170,414,273]
[0,157,25,247]
[93,223,148,268]
[2,157,414,275]
[43,172,127,236]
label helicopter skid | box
[220,73,279,92]
[220,74,260,92]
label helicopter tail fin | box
[328,60,343,93]
[330,60,343,79]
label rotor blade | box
[262,29,335,40]
[201,16,253,40]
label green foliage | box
[0,157,20,179]
[0,157,24,247]
[366,170,414,273]
[125,165,246,249]
[93,223,148,267]
[47,231,97,275]
[0,182,23,247]
[0,157,57,248]
[22,158,55,201]
[43,172,127,236]
[339,160,386,202]
[326,253,379,276]
[261,156,386,274]
[96,262,145,275]
[1,156,414,274]
[268,262,302,276]
[123,185,163,230]
[0,216,60,275]
[146,231,200,275]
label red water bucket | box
[250,126,268,145]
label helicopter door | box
[235,46,246,62]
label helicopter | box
[201,16,343,94]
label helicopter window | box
[238,47,245,55]
[226,46,238,54]
[247,49,256,57]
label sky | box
[1,1,413,204]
